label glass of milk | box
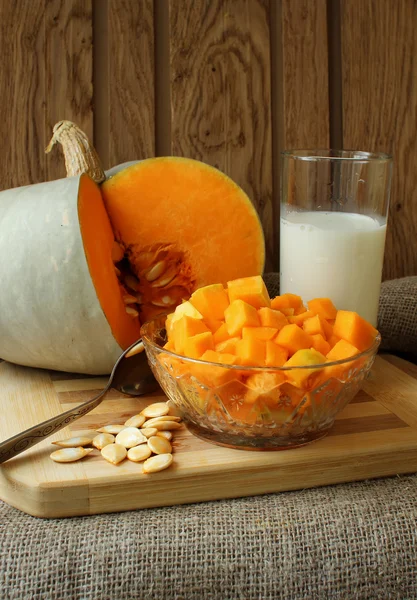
[280,150,393,326]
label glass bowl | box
[141,315,381,451]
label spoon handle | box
[0,388,108,464]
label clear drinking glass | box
[280,150,393,326]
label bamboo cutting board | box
[1,354,417,519]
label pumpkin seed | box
[140,427,158,438]
[96,424,126,434]
[146,420,182,431]
[114,266,121,277]
[111,241,125,263]
[92,433,115,450]
[142,453,173,473]
[124,414,146,428]
[52,436,93,448]
[142,415,181,427]
[145,260,166,282]
[151,296,176,307]
[127,444,152,463]
[115,427,147,448]
[126,306,139,317]
[50,447,94,463]
[156,431,173,441]
[135,293,143,304]
[140,402,170,418]
[124,274,140,291]
[101,443,127,465]
[123,293,138,305]
[147,436,172,455]
[150,266,177,288]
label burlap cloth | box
[1,275,417,600]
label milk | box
[280,211,387,326]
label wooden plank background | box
[0,0,415,278]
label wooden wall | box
[0,0,416,278]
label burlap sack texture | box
[264,273,417,358]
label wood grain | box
[1,355,417,518]
[280,0,330,149]
[0,1,46,188]
[105,0,155,167]
[45,0,93,181]
[169,0,274,269]
[341,0,417,279]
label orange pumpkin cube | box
[310,334,331,356]
[204,318,224,333]
[275,324,313,356]
[172,315,209,354]
[227,275,271,309]
[303,314,327,338]
[212,322,231,345]
[288,310,315,326]
[224,299,260,337]
[326,339,359,361]
[245,371,286,405]
[235,338,266,366]
[215,337,240,354]
[265,341,288,367]
[242,326,278,342]
[307,297,337,320]
[333,310,378,352]
[271,293,303,311]
[327,334,341,349]
[183,331,214,359]
[193,350,240,387]
[258,307,288,330]
[281,308,295,316]
[190,283,230,320]
[284,348,327,388]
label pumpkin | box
[0,122,265,374]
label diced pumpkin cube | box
[224,299,260,337]
[271,293,303,311]
[183,331,214,359]
[307,298,337,320]
[275,324,313,356]
[326,339,359,361]
[245,371,286,405]
[327,334,341,349]
[265,341,288,367]
[204,318,224,333]
[163,340,176,351]
[227,275,271,309]
[303,314,327,337]
[284,348,327,388]
[242,326,278,342]
[190,284,230,320]
[325,339,361,382]
[281,308,295,316]
[310,334,331,356]
[235,338,266,366]
[333,310,378,352]
[258,307,288,330]
[212,322,231,345]
[171,301,203,325]
[320,317,334,340]
[192,350,240,387]
[215,337,240,354]
[288,310,315,326]
[172,315,209,354]
[294,304,308,315]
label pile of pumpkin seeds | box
[49,402,181,473]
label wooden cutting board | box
[1,354,417,518]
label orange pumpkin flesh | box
[101,158,265,324]
[78,175,141,349]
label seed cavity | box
[111,241,125,263]
[123,294,138,305]
[145,260,167,282]
[126,306,139,317]
[123,274,140,291]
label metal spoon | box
[0,339,158,464]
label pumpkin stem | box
[45,121,106,183]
